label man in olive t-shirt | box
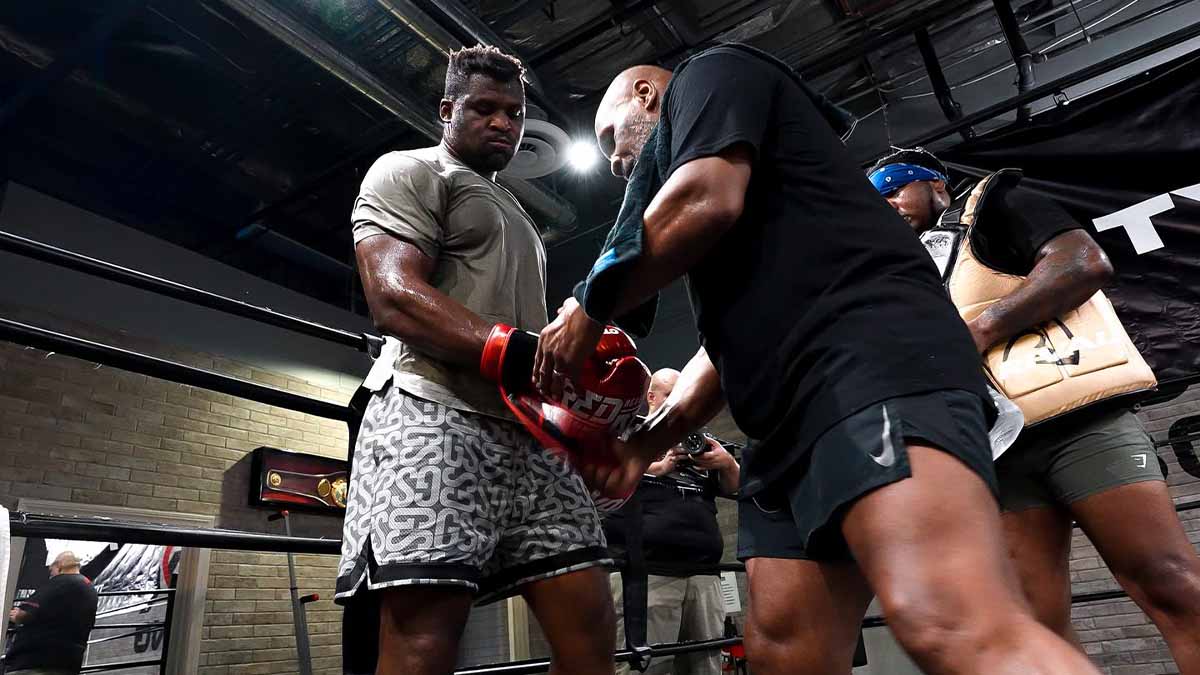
[335,46,615,675]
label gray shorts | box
[996,408,1164,512]
[334,385,610,604]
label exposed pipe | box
[832,0,1109,106]
[891,18,1200,155]
[992,0,1036,122]
[914,27,975,139]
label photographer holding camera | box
[604,368,740,675]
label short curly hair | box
[869,147,948,177]
[444,45,526,100]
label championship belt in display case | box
[251,447,349,512]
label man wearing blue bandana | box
[533,44,1100,675]
[872,147,1200,674]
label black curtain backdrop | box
[941,48,1200,387]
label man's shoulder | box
[686,44,779,74]
[368,146,444,179]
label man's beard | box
[626,114,656,163]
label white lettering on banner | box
[1092,182,1200,255]
[1175,183,1200,202]
[1093,194,1172,255]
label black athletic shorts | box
[737,389,998,562]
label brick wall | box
[0,302,356,675]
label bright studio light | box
[567,141,599,172]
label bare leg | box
[743,557,874,674]
[376,586,473,675]
[523,566,616,675]
[1001,505,1082,645]
[1072,480,1200,675]
[841,444,1101,675]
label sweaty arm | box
[604,147,752,318]
[971,229,1114,351]
[356,235,492,366]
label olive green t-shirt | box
[352,143,547,419]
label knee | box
[1123,552,1200,616]
[878,593,960,667]
[745,604,842,673]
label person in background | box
[871,147,1200,673]
[5,551,98,675]
[604,368,739,675]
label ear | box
[439,98,453,124]
[633,79,659,113]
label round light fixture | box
[567,141,599,172]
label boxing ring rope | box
[0,229,384,355]
[0,317,350,422]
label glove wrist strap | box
[500,329,538,392]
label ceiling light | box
[567,141,598,172]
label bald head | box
[646,368,680,414]
[51,551,81,576]
[595,65,672,181]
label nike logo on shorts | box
[869,405,898,467]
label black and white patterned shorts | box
[334,385,611,604]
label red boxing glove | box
[480,325,650,511]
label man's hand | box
[646,449,680,476]
[689,438,734,471]
[576,431,672,498]
[8,607,18,622]
[966,315,999,354]
[534,298,605,398]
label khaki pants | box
[610,572,725,675]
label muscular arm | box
[633,347,726,461]
[608,147,753,318]
[356,235,492,366]
[970,229,1114,351]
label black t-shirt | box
[6,574,98,671]
[968,186,1081,276]
[603,471,724,572]
[666,47,989,493]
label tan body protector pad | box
[919,169,1156,426]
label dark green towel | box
[572,43,854,338]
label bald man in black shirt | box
[6,551,98,675]
[534,44,1100,675]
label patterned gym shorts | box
[334,385,611,604]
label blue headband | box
[868,163,948,197]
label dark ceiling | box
[1,0,1196,324]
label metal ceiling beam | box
[374,0,462,54]
[891,17,1200,155]
[529,0,660,67]
[219,0,442,141]
[792,0,969,78]
[0,0,148,130]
